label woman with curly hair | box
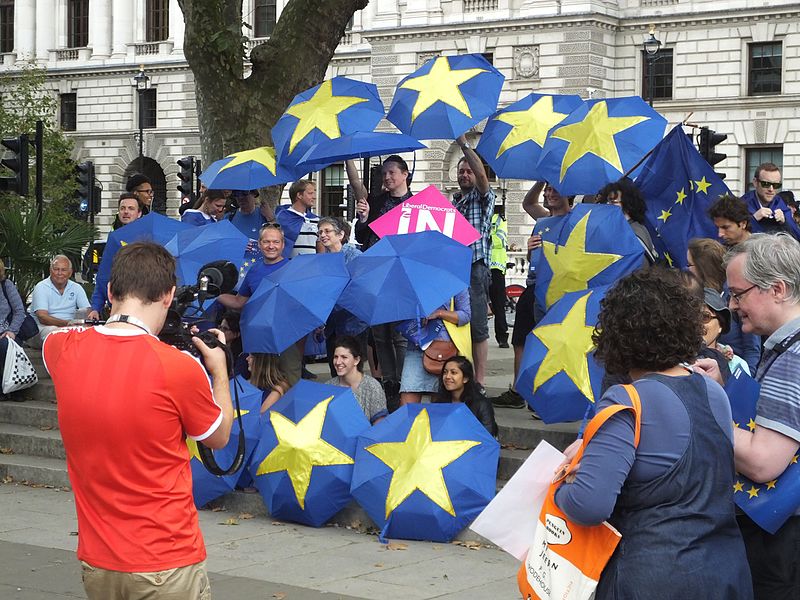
[555,268,752,599]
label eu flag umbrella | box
[535,97,668,195]
[295,131,426,173]
[350,403,499,542]
[164,219,249,286]
[387,53,504,141]
[516,288,607,424]
[240,252,350,354]
[189,375,264,507]
[200,146,298,190]
[336,230,472,326]
[272,77,385,174]
[476,93,583,180]
[249,380,370,527]
[534,204,643,311]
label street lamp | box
[131,65,151,168]
[642,25,662,107]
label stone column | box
[112,0,135,57]
[90,0,112,58]
[35,0,54,62]
[14,0,36,61]
[169,0,184,52]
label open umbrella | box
[295,131,426,173]
[249,380,370,527]
[164,219,249,286]
[336,230,472,326]
[476,93,583,180]
[350,403,499,542]
[535,97,668,195]
[240,252,350,354]
[272,77,385,173]
[199,146,298,190]
[516,288,607,424]
[189,375,264,507]
[387,53,504,140]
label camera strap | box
[105,314,152,335]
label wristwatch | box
[461,141,471,149]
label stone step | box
[0,423,65,460]
[494,407,579,451]
[0,453,70,489]
[0,400,59,430]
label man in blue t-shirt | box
[225,190,271,242]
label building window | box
[481,52,494,65]
[146,0,169,43]
[67,0,89,48]
[60,93,77,131]
[749,42,782,96]
[321,164,346,219]
[641,48,674,101]
[140,89,157,129]
[254,0,277,38]
[745,147,782,192]
[0,0,13,54]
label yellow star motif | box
[255,396,354,509]
[400,56,487,123]
[675,188,687,205]
[550,101,649,181]
[694,176,712,194]
[541,211,622,307]
[657,208,672,223]
[186,438,202,462]
[219,146,277,175]
[493,96,570,157]
[284,80,368,154]
[688,180,694,191]
[747,418,756,432]
[664,252,674,268]
[766,479,777,490]
[365,408,480,519]
[747,485,760,499]
[733,480,744,493]
[733,420,740,429]
[532,291,596,403]
[792,455,799,464]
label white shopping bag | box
[2,337,38,394]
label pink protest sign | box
[368,185,480,246]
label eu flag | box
[725,367,800,533]
[635,126,729,269]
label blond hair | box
[249,353,289,397]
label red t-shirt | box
[43,326,223,572]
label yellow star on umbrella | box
[365,408,480,519]
[255,396,354,509]
[694,176,712,194]
[494,95,570,158]
[219,146,277,175]
[532,291,596,403]
[550,101,650,182]
[541,211,622,308]
[284,80,369,154]
[400,56,487,123]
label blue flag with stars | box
[725,366,800,533]
[635,125,729,269]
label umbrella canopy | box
[533,204,643,311]
[199,146,297,190]
[189,375,264,507]
[535,97,668,195]
[336,230,472,326]
[295,131,426,173]
[240,252,350,354]
[476,93,583,180]
[516,288,608,424]
[249,380,371,527]
[272,77,385,173]
[350,403,499,542]
[387,53,503,141]
[164,219,250,287]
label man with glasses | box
[742,162,800,239]
[126,173,154,214]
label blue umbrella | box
[272,77,385,174]
[164,219,250,286]
[350,403,499,542]
[336,231,472,326]
[476,94,584,180]
[535,97,668,195]
[295,131,426,173]
[387,53,504,140]
[200,146,298,190]
[240,253,350,354]
[189,375,264,507]
[516,287,607,424]
[249,380,371,527]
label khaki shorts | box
[81,559,211,599]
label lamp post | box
[131,65,150,168]
[643,25,662,107]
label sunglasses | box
[260,222,282,230]
[758,180,782,190]
[701,311,718,324]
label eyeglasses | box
[260,222,282,230]
[758,180,782,190]
[729,284,759,304]
[701,311,718,324]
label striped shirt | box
[755,315,800,443]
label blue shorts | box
[399,347,440,394]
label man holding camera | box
[43,242,233,599]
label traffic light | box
[177,156,195,199]
[0,134,30,196]
[76,161,95,216]
[698,127,728,179]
